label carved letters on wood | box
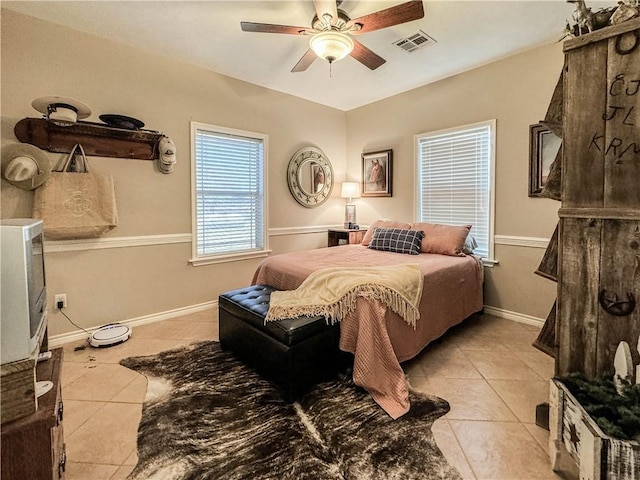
[590,73,639,163]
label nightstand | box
[327,228,367,247]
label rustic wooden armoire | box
[556,18,640,379]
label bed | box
[252,224,484,418]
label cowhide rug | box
[120,341,461,480]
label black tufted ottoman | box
[219,284,351,400]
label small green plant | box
[558,373,640,442]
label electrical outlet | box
[54,294,67,309]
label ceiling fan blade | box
[350,39,386,70]
[241,22,311,35]
[347,1,425,35]
[291,49,318,73]
[313,0,339,26]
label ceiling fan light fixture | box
[309,31,354,63]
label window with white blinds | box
[191,122,267,263]
[415,120,495,259]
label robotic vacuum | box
[89,323,132,348]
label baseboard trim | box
[48,300,218,348]
[483,305,545,327]
[49,300,542,347]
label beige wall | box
[2,9,562,339]
[1,10,346,337]
[345,42,563,320]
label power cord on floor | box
[58,307,91,350]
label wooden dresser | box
[1,348,65,480]
[556,18,640,378]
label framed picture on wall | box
[361,149,392,197]
[529,123,561,197]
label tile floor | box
[59,311,574,480]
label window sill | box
[190,249,271,266]
[482,258,499,268]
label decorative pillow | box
[367,228,424,255]
[462,234,478,254]
[361,220,411,246]
[409,222,471,256]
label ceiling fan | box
[240,0,425,72]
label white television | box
[1,219,48,364]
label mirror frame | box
[287,146,334,208]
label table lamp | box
[341,182,360,229]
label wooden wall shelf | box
[14,118,164,161]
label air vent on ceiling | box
[393,30,436,53]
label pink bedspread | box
[252,244,484,418]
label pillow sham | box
[409,222,471,256]
[367,228,424,255]
[361,220,411,246]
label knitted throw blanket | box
[265,264,424,328]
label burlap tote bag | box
[33,144,118,240]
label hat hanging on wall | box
[1,143,52,190]
[99,114,144,130]
[31,95,92,126]
[158,136,176,174]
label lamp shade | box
[309,31,354,63]
[341,182,360,199]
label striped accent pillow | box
[367,228,424,255]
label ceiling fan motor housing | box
[312,9,352,32]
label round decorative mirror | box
[287,147,334,208]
